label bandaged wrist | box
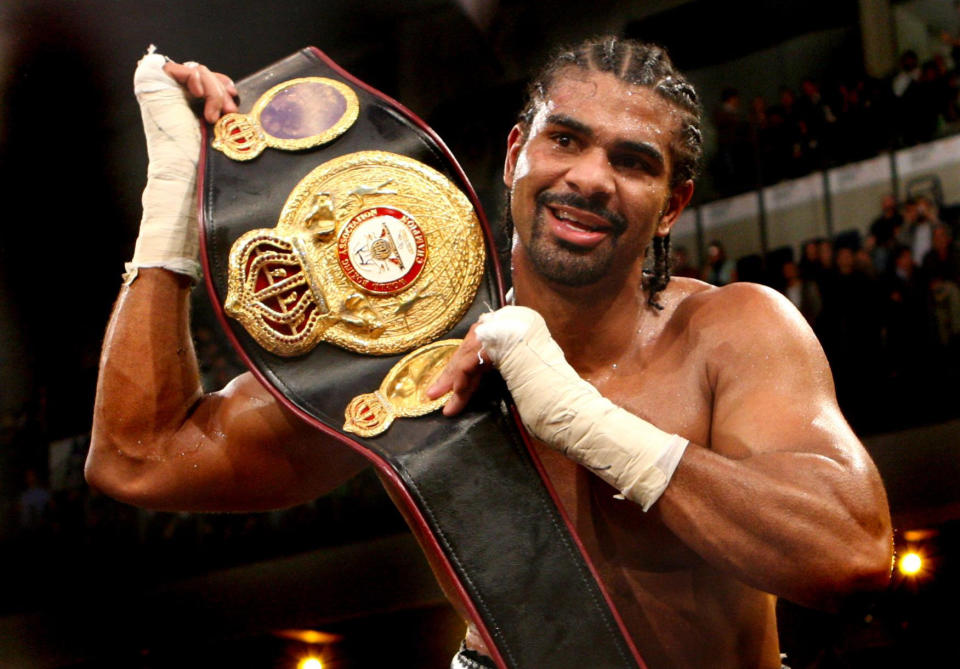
[476,306,688,510]
[125,48,202,285]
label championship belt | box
[199,47,645,669]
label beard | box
[506,190,631,287]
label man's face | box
[933,226,952,252]
[836,247,854,274]
[881,195,896,215]
[896,249,913,274]
[503,69,692,287]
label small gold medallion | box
[344,339,460,437]
[224,151,485,356]
[212,77,359,161]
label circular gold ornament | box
[212,77,359,161]
[225,151,485,356]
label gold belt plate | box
[224,150,485,357]
[212,77,360,161]
[343,339,460,437]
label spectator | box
[855,245,878,280]
[781,259,822,326]
[922,223,960,283]
[757,102,791,184]
[703,240,737,285]
[18,469,52,535]
[776,86,811,177]
[922,224,960,354]
[798,238,822,282]
[670,245,700,279]
[713,87,753,194]
[929,273,960,353]
[883,245,937,382]
[891,50,925,146]
[869,194,904,274]
[796,78,837,168]
[835,78,882,161]
[816,245,883,426]
[815,238,835,294]
[916,60,948,141]
[912,195,939,263]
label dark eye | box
[551,132,575,148]
[611,153,647,171]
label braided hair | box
[511,36,702,308]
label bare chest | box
[535,335,714,570]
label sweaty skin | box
[88,61,892,669]
[429,70,892,668]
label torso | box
[467,277,782,668]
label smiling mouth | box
[549,205,613,233]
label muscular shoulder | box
[671,280,814,349]
[668,280,829,390]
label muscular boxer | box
[87,38,892,669]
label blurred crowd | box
[711,48,960,196]
[683,192,960,432]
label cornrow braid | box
[648,235,670,310]
[514,37,702,308]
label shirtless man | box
[87,38,893,669]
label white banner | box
[895,135,960,176]
[702,192,759,230]
[762,173,825,213]
[827,155,892,194]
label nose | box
[563,147,614,203]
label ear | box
[503,124,526,188]
[656,179,695,237]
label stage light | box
[298,657,323,669]
[898,551,923,576]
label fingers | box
[163,61,238,123]
[427,328,488,416]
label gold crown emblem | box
[212,113,268,161]
[343,340,459,437]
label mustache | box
[536,191,628,235]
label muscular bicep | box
[704,287,890,554]
[95,372,368,512]
[658,286,892,607]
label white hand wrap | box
[476,306,688,511]
[124,47,202,284]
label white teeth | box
[554,209,593,228]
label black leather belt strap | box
[199,47,644,669]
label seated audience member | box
[781,259,822,326]
[702,240,737,285]
[923,223,960,284]
[883,246,936,381]
[923,224,960,353]
[869,194,903,274]
[911,195,939,263]
[670,245,700,279]
[816,246,883,424]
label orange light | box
[898,551,923,576]
[298,657,323,669]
